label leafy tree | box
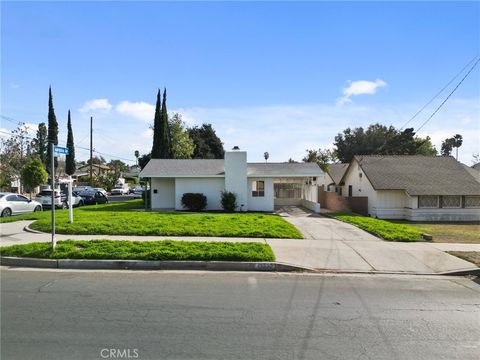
[414,136,437,156]
[86,155,107,165]
[188,124,225,159]
[30,122,48,166]
[0,124,31,191]
[138,153,151,169]
[170,113,195,159]
[45,86,59,174]
[333,123,436,162]
[21,158,48,198]
[151,89,162,158]
[107,159,130,178]
[303,148,337,171]
[94,172,120,192]
[441,134,463,159]
[65,110,76,175]
[151,88,171,159]
[287,158,298,163]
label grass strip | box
[1,200,302,239]
[330,212,423,241]
[0,240,276,262]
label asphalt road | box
[107,194,142,202]
[1,270,479,360]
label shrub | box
[181,193,207,211]
[221,190,237,212]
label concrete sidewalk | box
[1,219,479,274]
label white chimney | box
[224,149,248,211]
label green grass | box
[330,212,423,242]
[1,200,302,239]
[0,240,275,262]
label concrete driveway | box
[270,206,479,274]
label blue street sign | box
[54,146,69,155]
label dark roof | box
[140,159,322,178]
[463,165,480,183]
[327,163,349,184]
[346,155,480,196]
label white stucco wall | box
[405,208,480,221]
[175,177,225,210]
[248,177,274,212]
[317,173,335,191]
[342,160,378,216]
[225,151,248,211]
[150,178,175,209]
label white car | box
[0,192,43,217]
[68,191,85,207]
[110,186,129,195]
[35,189,67,209]
[93,188,108,197]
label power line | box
[416,56,480,132]
[399,55,479,130]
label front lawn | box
[2,200,302,239]
[394,222,480,244]
[0,240,275,262]
[330,213,423,241]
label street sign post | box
[51,145,71,249]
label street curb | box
[23,224,44,234]
[0,256,311,272]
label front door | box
[348,185,352,197]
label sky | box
[1,1,479,165]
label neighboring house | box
[317,163,349,194]
[337,155,480,221]
[140,149,323,212]
[73,164,112,180]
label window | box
[6,195,18,202]
[465,196,480,208]
[418,195,438,208]
[252,180,265,197]
[441,196,461,208]
[17,195,29,202]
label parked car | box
[73,186,94,193]
[66,191,85,207]
[129,186,144,194]
[93,188,108,196]
[35,189,67,209]
[111,186,129,195]
[0,192,43,217]
[78,190,109,205]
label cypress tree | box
[159,88,171,158]
[45,86,59,174]
[36,122,48,167]
[151,89,162,158]
[65,110,76,175]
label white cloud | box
[10,83,20,89]
[338,79,387,105]
[79,98,112,113]
[115,101,155,122]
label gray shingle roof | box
[350,155,480,196]
[140,159,225,177]
[140,159,323,178]
[327,163,349,184]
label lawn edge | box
[0,256,311,272]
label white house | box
[139,149,323,212]
[338,155,480,221]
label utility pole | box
[90,116,93,187]
[50,143,56,249]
